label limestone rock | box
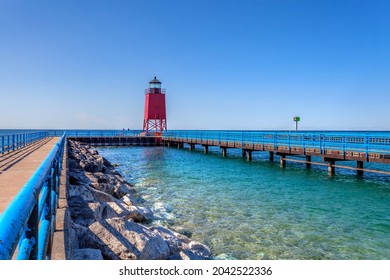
[80,156,104,173]
[120,193,137,206]
[68,196,96,226]
[88,201,153,222]
[179,250,209,260]
[86,218,170,260]
[189,241,212,259]
[151,226,211,260]
[68,184,118,204]
[68,170,90,186]
[86,172,135,199]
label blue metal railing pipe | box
[46,129,143,137]
[0,133,66,260]
[0,131,48,155]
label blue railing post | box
[342,135,345,154]
[288,134,291,150]
[273,132,277,150]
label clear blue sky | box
[0,0,389,130]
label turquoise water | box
[98,145,389,259]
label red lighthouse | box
[142,76,167,136]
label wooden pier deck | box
[0,137,59,214]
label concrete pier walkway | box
[0,137,59,214]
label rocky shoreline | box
[66,140,211,260]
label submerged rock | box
[150,225,211,260]
[212,253,237,260]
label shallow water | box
[97,145,390,260]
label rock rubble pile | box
[66,140,211,260]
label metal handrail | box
[0,131,48,155]
[0,133,66,260]
[47,129,144,137]
[162,130,390,154]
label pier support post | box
[357,161,364,175]
[189,144,195,151]
[280,155,286,168]
[242,149,246,158]
[178,143,183,149]
[203,145,209,154]
[328,160,335,175]
[222,147,227,157]
[306,156,312,168]
[269,151,274,161]
[246,150,252,161]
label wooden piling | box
[357,161,364,175]
[306,156,312,168]
[280,154,286,168]
[222,147,227,157]
[246,150,252,161]
[328,160,335,175]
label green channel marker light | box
[293,116,300,131]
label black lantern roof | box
[149,76,161,84]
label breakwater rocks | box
[66,140,211,260]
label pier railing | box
[48,129,143,137]
[0,131,48,155]
[0,133,66,260]
[162,130,390,155]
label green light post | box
[293,116,300,131]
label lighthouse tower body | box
[142,77,167,135]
